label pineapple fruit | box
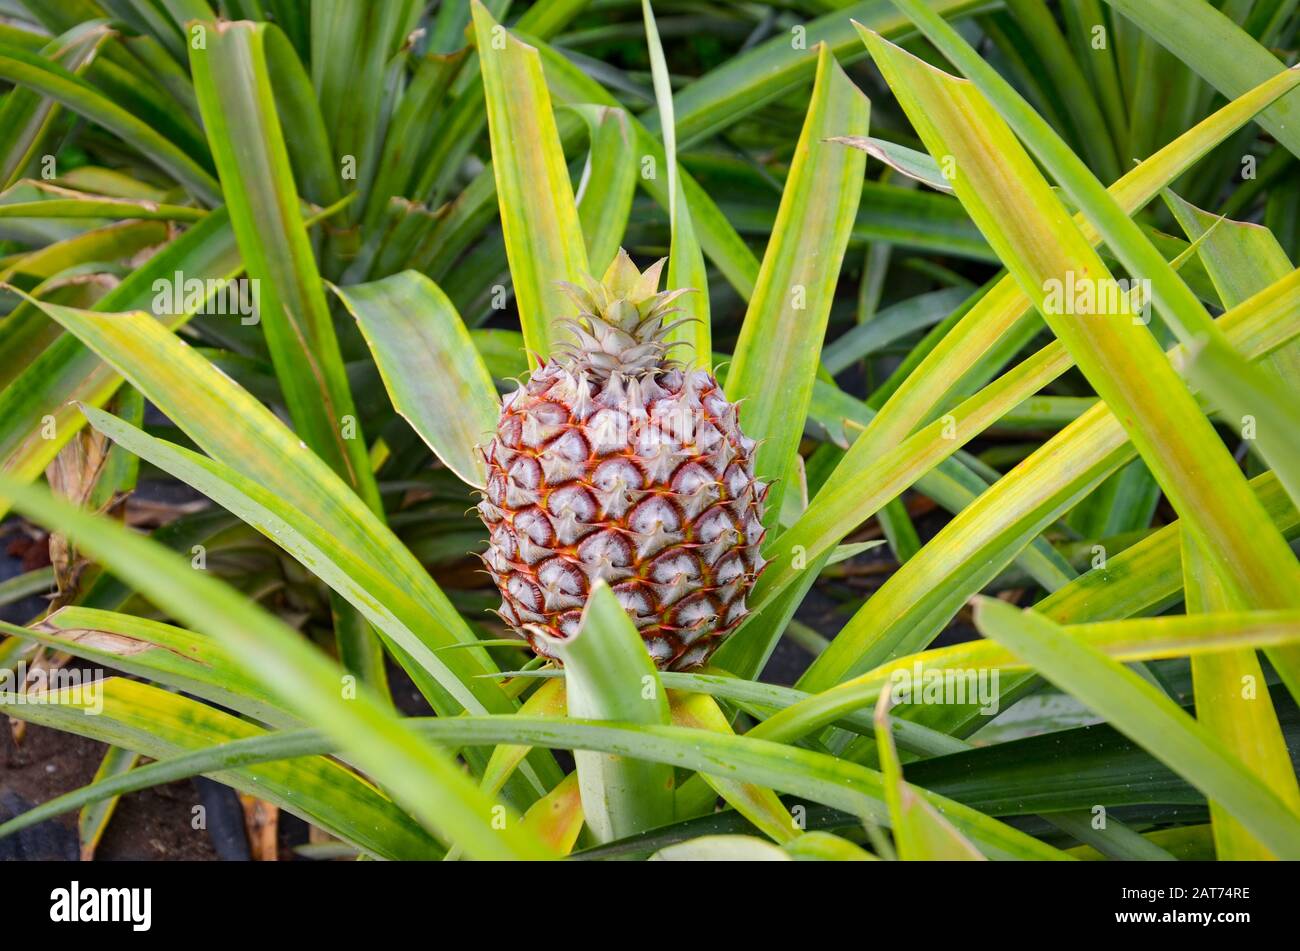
[477,250,767,669]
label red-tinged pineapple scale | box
[477,250,768,670]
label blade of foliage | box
[971,597,1300,858]
[0,209,241,518]
[0,22,109,188]
[1101,0,1300,159]
[1166,192,1300,504]
[1166,191,1300,858]
[659,0,984,146]
[522,771,585,856]
[668,691,796,844]
[77,744,138,862]
[262,22,340,211]
[1182,525,1300,859]
[747,608,1300,747]
[0,193,205,222]
[827,135,953,193]
[539,581,674,843]
[570,104,637,276]
[785,831,877,861]
[903,687,1300,816]
[309,0,419,237]
[0,479,552,860]
[799,269,1300,689]
[652,836,789,861]
[724,43,868,525]
[642,0,709,370]
[533,38,760,301]
[1003,0,1120,181]
[809,29,1300,687]
[822,286,971,375]
[874,689,985,859]
[0,39,218,202]
[3,606,292,728]
[911,469,1300,742]
[473,0,589,362]
[191,20,391,687]
[1,701,1068,861]
[0,678,443,860]
[722,61,1300,677]
[12,295,543,762]
[886,0,1300,525]
[72,398,565,815]
[190,19,380,511]
[333,271,499,488]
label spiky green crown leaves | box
[555,248,694,381]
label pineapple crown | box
[554,248,693,381]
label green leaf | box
[473,0,589,362]
[71,399,556,799]
[0,39,219,202]
[789,830,879,861]
[522,771,584,855]
[262,22,340,210]
[11,295,546,779]
[1,678,442,860]
[971,597,1300,859]
[796,266,1300,688]
[878,5,1300,581]
[667,690,797,844]
[651,835,790,861]
[569,104,637,276]
[1002,0,1120,181]
[660,0,983,146]
[0,22,110,188]
[913,470,1300,743]
[333,271,499,488]
[1182,524,1300,859]
[190,19,381,513]
[0,479,553,860]
[0,188,206,222]
[4,605,291,728]
[308,0,420,235]
[0,209,242,519]
[642,0,709,370]
[1164,192,1300,859]
[0,566,54,607]
[534,37,760,301]
[874,688,985,860]
[77,744,138,862]
[725,43,869,525]
[723,58,1300,679]
[750,607,1300,747]
[1101,0,1300,159]
[1,703,1067,861]
[539,581,674,842]
[827,135,953,193]
[850,26,1300,654]
[821,285,971,375]
[903,689,1300,818]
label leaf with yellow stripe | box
[724,42,869,527]
[472,0,589,362]
[874,687,985,860]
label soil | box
[0,723,218,861]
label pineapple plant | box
[479,250,766,670]
[0,0,1297,876]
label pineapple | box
[477,250,767,669]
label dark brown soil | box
[1,720,219,861]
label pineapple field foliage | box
[1,0,1300,862]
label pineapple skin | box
[478,359,767,670]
